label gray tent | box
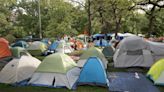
[113,36,154,68]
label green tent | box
[10,47,30,58]
[27,41,47,56]
[78,47,108,69]
[36,53,77,73]
[80,47,105,60]
[147,59,164,85]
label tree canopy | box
[0,0,164,38]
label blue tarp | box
[77,57,109,87]
[108,72,160,92]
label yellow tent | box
[147,59,164,85]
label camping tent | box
[77,47,108,69]
[113,36,154,67]
[147,59,164,85]
[48,41,59,51]
[93,34,105,39]
[29,53,80,89]
[10,47,30,58]
[77,57,109,87]
[0,38,12,59]
[0,55,41,84]
[111,33,124,41]
[55,42,73,53]
[41,38,50,46]
[102,46,115,58]
[75,39,84,50]
[123,33,136,38]
[147,41,164,61]
[94,39,109,47]
[11,41,29,48]
[46,41,73,55]
[27,41,47,56]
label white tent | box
[29,67,80,89]
[56,42,74,54]
[148,41,164,61]
[123,33,136,37]
[113,36,154,67]
[0,55,41,84]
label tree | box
[0,0,16,36]
[130,0,164,37]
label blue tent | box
[95,39,109,47]
[77,57,109,87]
[11,41,28,48]
[41,38,50,45]
[93,34,105,39]
[48,41,59,51]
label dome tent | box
[113,36,154,67]
[0,38,12,59]
[11,41,29,48]
[10,47,30,58]
[0,55,41,84]
[77,47,108,69]
[27,41,47,56]
[29,53,80,89]
[76,57,109,88]
[147,59,164,86]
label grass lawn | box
[0,55,163,92]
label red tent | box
[0,38,12,59]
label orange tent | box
[75,40,84,50]
[0,38,12,59]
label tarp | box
[147,59,164,85]
[108,72,160,92]
[77,57,109,87]
[0,38,12,59]
[77,47,108,69]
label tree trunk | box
[148,6,156,37]
[87,0,92,36]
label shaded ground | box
[0,55,163,92]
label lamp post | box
[38,0,42,39]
